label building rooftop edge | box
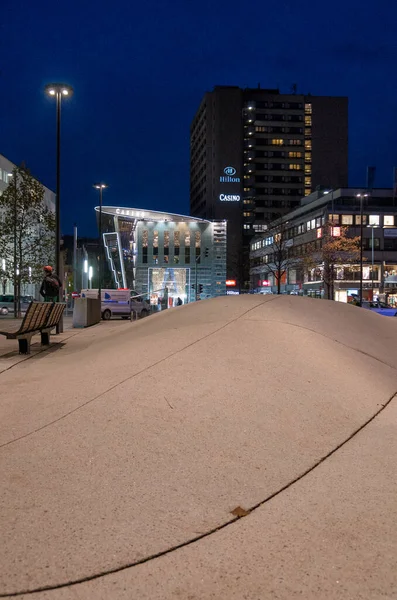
[95,206,212,224]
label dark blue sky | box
[1,0,396,236]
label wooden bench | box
[0,302,65,354]
[41,302,66,345]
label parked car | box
[361,301,397,317]
[130,290,150,318]
[0,295,34,314]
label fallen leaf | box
[231,506,249,517]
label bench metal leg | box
[41,332,50,345]
[18,338,30,355]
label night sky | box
[1,0,396,236]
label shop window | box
[369,215,380,226]
[153,230,158,249]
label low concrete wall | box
[72,297,101,328]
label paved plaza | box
[1,295,397,599]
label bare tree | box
[303,221,361,300]
[260,218,297,294]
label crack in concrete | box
[2,390,396,597]
[0,298,269,450]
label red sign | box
[226,279,236,287]
[71,292,80,298]
[262,280,270,286]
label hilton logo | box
[220,166,240,183]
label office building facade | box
[96,206,227,304]
[249,188,397,304]
[190,86,348,290]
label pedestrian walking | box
[39,266,62,302]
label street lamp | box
[356,193,368,305]
[45,83,73,332]
[93,184,108,301]
[367,223,377,300]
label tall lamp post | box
[367,223,377,300]
[93,184,108,301]
[356,193,368,305]
[45,83,73,333]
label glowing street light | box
[45,82,74,332]
[356,193,369,305]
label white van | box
[81,289,150,320]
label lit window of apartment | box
[289,139,302,145]
[307,220,311,231]
[384,215,394,226]
[341,215,353,225]
[243,212,252,217]
[243,224,250,229]
[305,140,312,150]
[369,215,380,226]
[304,165,311,174]
[305,152,311,163]
[329,214,339,225]
[288,151,302,158]
[305,103,312,114]
[305,176,311,186]
[317,228,322,239]
[255,126,265,132]
[271,139,284,145]
[305,128,312,136]
[305,116,312,126]
[304,189,311,196]
[289,164,301,170]
[355,215,367,225]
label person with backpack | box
[40,266,62,302]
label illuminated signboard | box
[226,279,237,287]
[219,194,240,202]
[262,280,270,286]
[220,166,240,183]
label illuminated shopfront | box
[95,206,227,303]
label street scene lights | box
[93,184,108,300]
[45,83,73,332]
[356,193,369,305]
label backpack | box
[45,275,60,298]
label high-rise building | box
[190,86,348,289]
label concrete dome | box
[1,295,396,598]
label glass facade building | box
[96,206,227,304]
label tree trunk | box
[277,270,281,295]
[17,276,22,318]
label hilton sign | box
[220,166,240,183]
